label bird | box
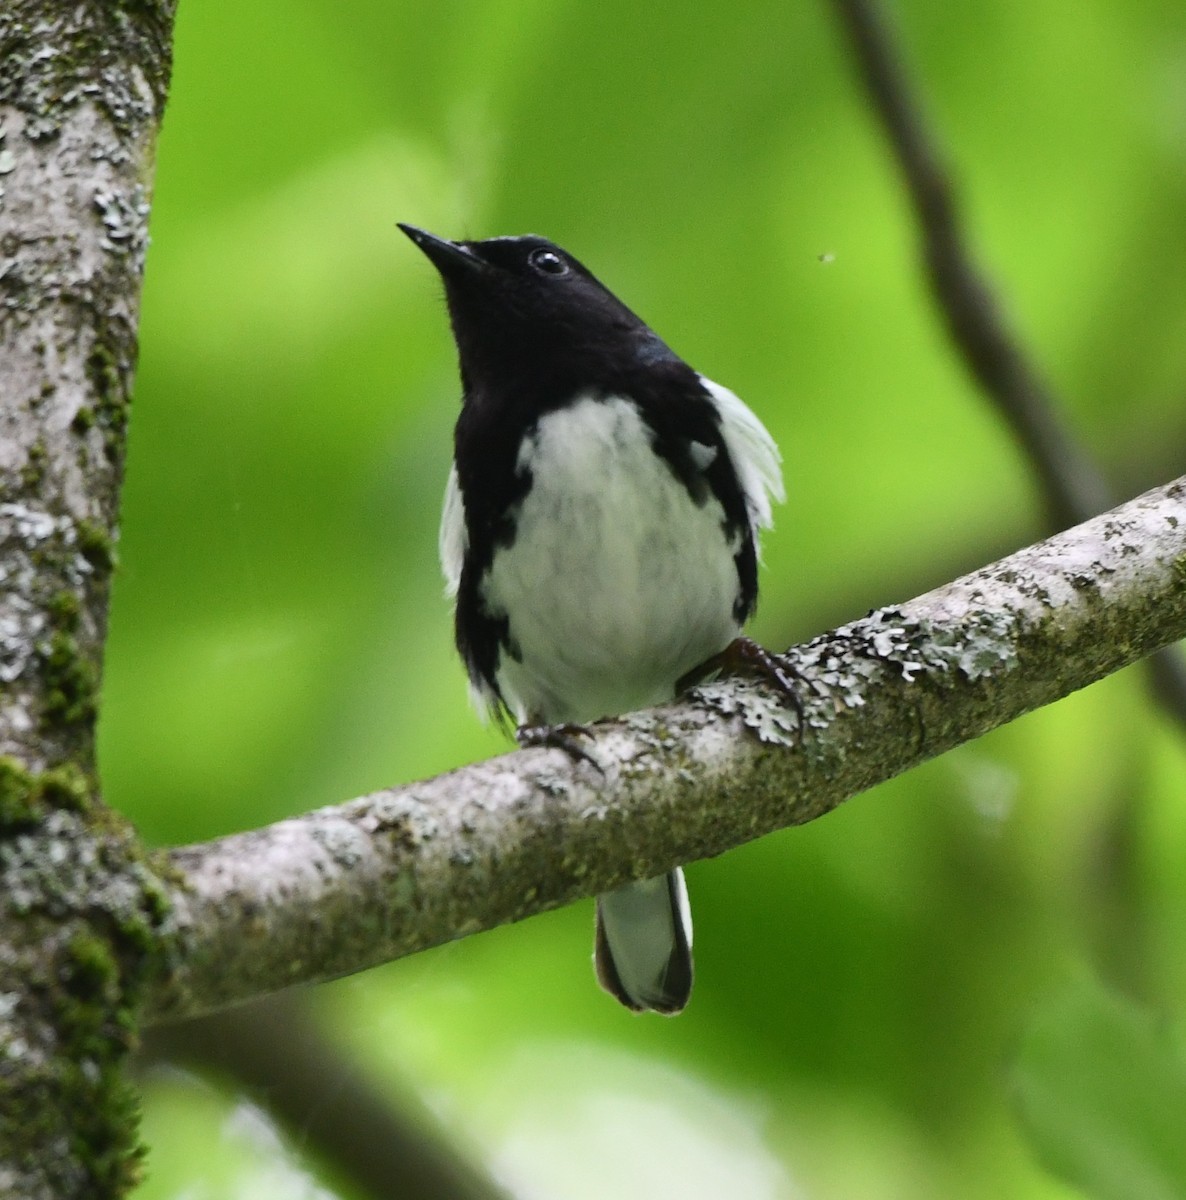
[400,223,785,1014]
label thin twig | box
[142,993,510,1200]
[829,0,1186,729]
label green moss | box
[0,757,96,828]
[40,581,99,735]
[66,932,120,998]
[71,405,96,434]
[75,518,117,573]
[1172,554,1186,590]
[41,629,99,728]
[59,823,176,1191]
[84,344,131,465]
[0,756,41,828]
[55,933,146,1192]
[40,763,95,813]
[1,773,166,1194]
[85,344,121,408]
[48,589,82,629]
[20,439,47,489]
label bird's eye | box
[529,248,569,276]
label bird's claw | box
[516,721,605,773]
[690,636,807,739]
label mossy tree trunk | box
[0,4,177,1196]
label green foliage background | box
[105,1,1186,1196]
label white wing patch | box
[698,375,785,533]
[439,464,467,598]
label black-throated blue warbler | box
[401,224,784,1014]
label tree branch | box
[1,3,177,1196]
[149,476,1186,1025]
[142,993,511,1200]
[829,0,1110,527]
[829,0,1186,734]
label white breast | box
[479,394,744,724]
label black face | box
[399,225,675,395]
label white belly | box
[482,395,742,724]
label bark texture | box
[150,477,1186,1024]
[0,4,176,1197]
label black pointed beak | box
[397,223,485,277]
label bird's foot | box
[516,721,604,772]
[682,637,807,739]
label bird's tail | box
[594,869,693,1015]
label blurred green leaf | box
[1011,977,1186,1200]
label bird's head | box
[399,225,677,394]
